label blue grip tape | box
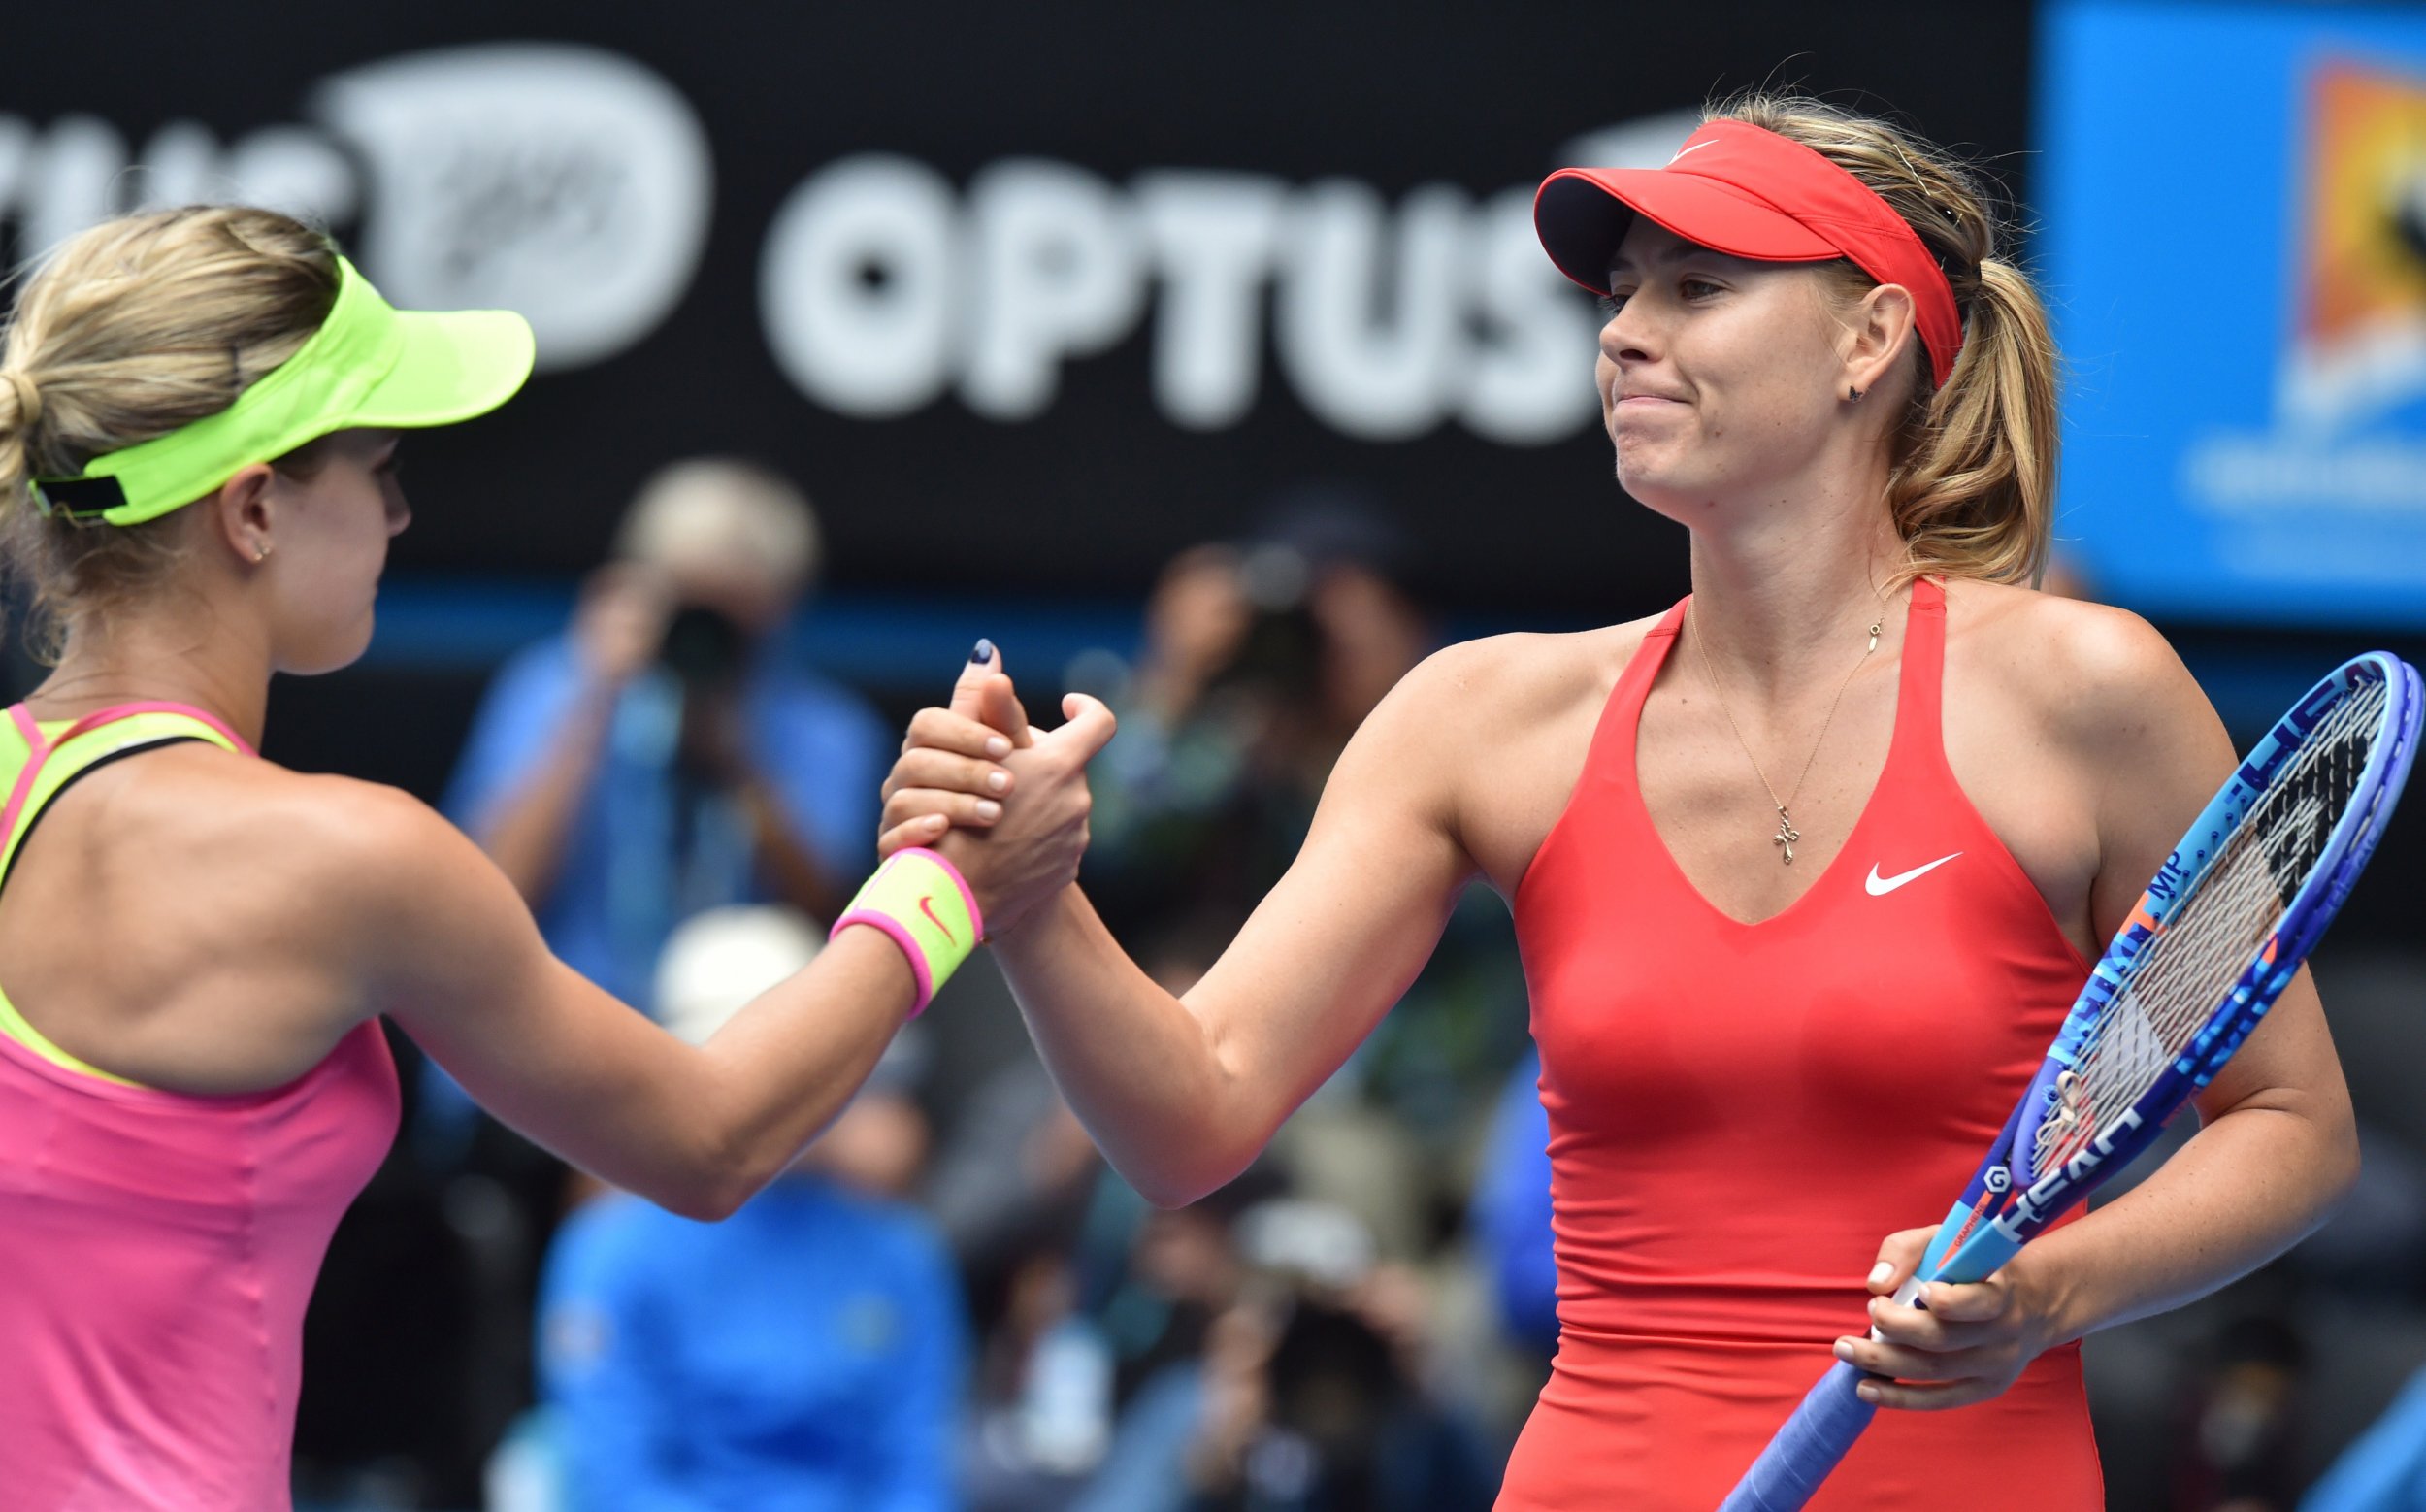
[1717,1360,1876,1512]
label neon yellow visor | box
[28,256,535,526]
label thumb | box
[952,639,1033,748]
[950,639,1001,718]
[1040,692,1119,766]
[1867,1227,1934,1298]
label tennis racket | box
[1719,650,2422,1512]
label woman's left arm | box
[1851,608,2360,1409]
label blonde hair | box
[0,206,340,655]
[1711,92,2060,589]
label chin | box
[1613,462,1706,523]
[284,616,377,676]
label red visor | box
[1534,119,1962,387]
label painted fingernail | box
[976,800,1002,821]
[987,771,1011,793]
[1868,1261,1894,1286]
[970,638,996,665]
[985,735,1012,759]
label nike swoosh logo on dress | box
[1864,852,1963,896]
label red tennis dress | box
[1503,580,2103,1509]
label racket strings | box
[2032,678,2387,1180]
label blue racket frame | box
[1721,651,2422,1512]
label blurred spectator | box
[1074,1200,1494,1512]
[2301,1362,2426,1510]
[448,458,888,1010]
[2171,1314,2309,1512]
[1469,1049,1558,1360]
[534,906,967,1512]
[1089,491,1429,939]
[410,463,895,1490]
[1087,495,1528,1158]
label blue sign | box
[2038,0,2426,628]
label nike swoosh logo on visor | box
[1667,140,1719,164]
[918,895,958,946]
[1864,852,1963,897]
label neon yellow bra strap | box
[0,707,246,1087]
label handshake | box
[875,641,1117,939]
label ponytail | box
[1712,92,2060,589]
[1886,255,2060,588]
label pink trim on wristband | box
[896,846,986,943]
[833,908,937,1017]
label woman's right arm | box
[346,692,1112,1220]
[911,647,1486,1208]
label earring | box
[254,542,272,563]
[1848,385,1865,402]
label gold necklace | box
[1688,600,1885,865]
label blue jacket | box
[445,634,888,1008]
[539,1180,970,1512]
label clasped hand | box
[877,648,1115,936]
[1838,1227,2065,1410]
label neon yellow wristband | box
[828,847,983,1017]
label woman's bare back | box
[0,740,387,1093]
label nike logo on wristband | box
[1864,853,1963,896]
[918,895,957,945]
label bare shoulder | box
[1942,579,2216,750]
[161,761,497,936]
[1358,613,1665,890]
[1384,614,1664,735]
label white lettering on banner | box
[2185,433,2426,516]
[23,116,123,266]
[1464,184,1602,444]
[759,164,1601,440]
[761,155,961,417]
[1277,181,1469,441]
[1135,171,1288,430]
[220,127,359,223]
[0,45,1639,444]
[964,160,1148,421]
[311,44,713,370]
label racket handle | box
[1716,1360,1877,1512]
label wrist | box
[830,847,983,1017]
[2006,1243,2089,1352]
[986,879,1079,949]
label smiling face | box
[1594,218,1865,525]
[262,427,410,674]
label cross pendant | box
[1772,806,1800,865]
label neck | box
[27,601,273,750]
[1681,467,1908,701]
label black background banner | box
[0,1,2038,622]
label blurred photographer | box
[447,459,887,1010]
[1087,493,1431,944]
[1176,1201,1493,1512]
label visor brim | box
[350,308,536,430]
[1535,168,1842,294]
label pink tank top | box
[1499,581,2103,1510]
[0,702,400,1512]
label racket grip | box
[1715,1360,1878,1512]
